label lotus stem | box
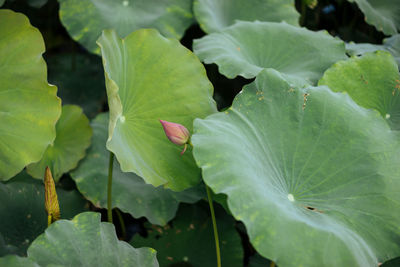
[206,185,221,267]
[116,209,126,240]
[107,152,114,223]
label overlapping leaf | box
[27,105,92,181]
[58,0,194,54]
[319,51,400,130]
[193,21,346,84]
[346,34,400,67]
[193,0,299,33]
[97,29,216,191]
[347,0,400,35]
[0,212,159,267]
[0,10,61,180]
[0,171,88,256]
[71,113,204,225]
[192,69,400,266]
[131,203,243,267]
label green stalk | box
[206,185,221,267]
[300,0,307,26]
[115,209,126,240]
[107,152,114,223]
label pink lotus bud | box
[160,120,190,155]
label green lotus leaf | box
[347,0,400,35]
[192,69,400,266]
[26,105,92,181]
[97,29,217,191]
[0,255,39,267]
[131,203,243,267]
[193,21,346,84]
[346,34,400,67]
[46,53,107,119]
[193,0,299,33]
[29,212,159,266]
[0,212,159,266]
[0,10,61,180]
[71,113,205,225]
[0,171,88,256]
[319,51,400,130]
[58,0,194,54]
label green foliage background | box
[1,0,400,266]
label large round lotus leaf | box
[26,105,92,181]
[71,113,204,225]
[58,0,194,54]
[346,34,400,67]
[0,171,88,256]
[27,212,159,267]
[131,203,243,267]
[0,10,61,180]
[193,0,299,33]
[347,0,400,35]
[192,69,400,266]
[46,53,107,119]
[97,29,217,191]
[193,21,346,84]
[319,51,400,130]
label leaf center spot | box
[120,116,126,123]
[287,194,295,202]
[122,0,129,6]
[385,113,390,119]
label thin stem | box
[206,185,221,267]
[300,0,307,26]
[107,152,114,223]
[115,209,126,240]
[270,261,276,267]
[47,215,52,227]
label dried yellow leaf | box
[44,166,60,225]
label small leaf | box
[26,105,92,181]
[44,167,60,225]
